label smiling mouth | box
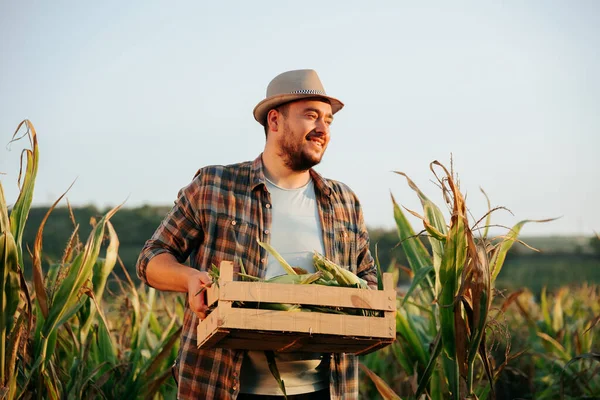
[306,134,325,147]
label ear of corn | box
[312,252,368,289]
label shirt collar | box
[250,153,333,197]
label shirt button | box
[265,203,271,208]
[261,258,267,263]
[264,229,270,235]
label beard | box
[277,121,325,172]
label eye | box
[325,119,333,126]
[306,112,318,119]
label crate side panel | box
[221,308,394,339]
[221,281,395,311]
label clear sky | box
[1,1,599,236]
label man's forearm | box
[146,253,202,293]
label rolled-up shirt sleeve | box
[136,178,203,286]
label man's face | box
[276,99,333,172]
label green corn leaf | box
[0,230,21,384]
[4,311,27,399]
[402,206,446,242]
[42,368,60,400]
[32,183,74,320]
[44,204,121,337]
[536,332,572,362]
[551,289,565,333]
[390,341,413,376]
[476,383,492,400]
[92,221,119,299]
[0,231,20,318]
[391,194,431,273]
[489,218,557,282]
[143,323,183,381]
[391,194,435,303]
[480,188,492,241]
[424,203,446,297]
[540,287,551,331]
[237,257,247,275]
[76,361,111,399]
[265,350,288,399]
[560,352,600,391]
[416,332,443,398]
[131,287,156,380]
[401,265,434,307]
[8,120,39,269]
[144,368,175,399]
[396,309,429,367]
[438,215,466,398]
[394,172,448,297]
[257,240,297,275]
[438,217,464,359]
[0,184,10,232]
[81,221,119,344]
[237,273,262,282]
[96,311,117,367]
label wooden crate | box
[197,261,396,355]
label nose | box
[315,118,330,135]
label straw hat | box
[253,69,344,126]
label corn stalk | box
[1,120,181,399]
[363,160,551,400]
[0,120,37,400]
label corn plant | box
[0,120,37,399]
[362,160,551,399]
[1,120,182,399]
[99,261,183,399]
[500,285,600,399]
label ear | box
[267,109,281,133]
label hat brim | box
[253,94,344,126]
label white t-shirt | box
[239,177,329,396]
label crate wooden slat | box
[220,281,396,311]
[197,261,396,355]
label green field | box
[497,253,600,294]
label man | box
[136,69,377,399]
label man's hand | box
[145,253,214,320]
[187,270,213,320]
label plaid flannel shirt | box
[136,154,377,399]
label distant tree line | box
[19,205,600,291]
